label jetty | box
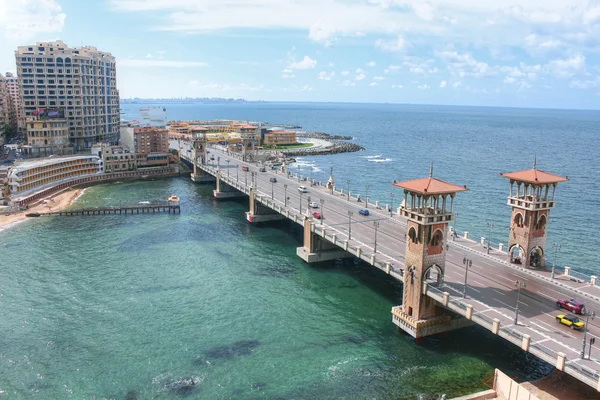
[40,203,180,216]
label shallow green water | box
[0,178,550,399]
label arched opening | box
[407,266,416,284]
[513,213,524,228]
[408,227,418,244]
[536,215,547,231]
[430,229,443,247]
[56,57,63,63]
[65,57,71,64]
[529,247,544,268]
[509,245,524,264]
[424,264,443,286]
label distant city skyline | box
[2,1,600,109]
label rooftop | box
[393,177,468,195]
[500,169,569,184]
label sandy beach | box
[0,188,83,232]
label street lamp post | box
[581,311,596,359]
[487,222,494,254]
[236,165,239,181]
[346,179,351,201]
[329,167,334,195]
[373,221,380,253]
[226,159,230,178]
[453,212,459,241]
[320,199,324,225]
[514,280,527,325]
[390,192,395,215]
[463,257,473,298]
[245,169,248,186]
[217,156,220,169]
[271,180,274,199]
[365,185,370,208]
[552,242,561,280]
[284,184,288,207]
[299,192,303,214]
[348,211,353,240]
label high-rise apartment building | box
[0,73,8,126]
[15,41,119,149]
[5,72,25,131]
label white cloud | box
[391,84,403,89]
[440,80,447,88]
[341,70,350,76]
[328,62,335,67]
[288,55,317,69]
[282,68,295,78]
[437,50,493,78]
[375,35,408,52]
[0,0,66,40]
[120,59,209,68]
[369,81,378,86]
[373,76,385,81]
[570,76,600,89]
[145,53,153,58]
[503,76,516,84]
[452,81,462,88]
[367,61,376,67]
[341,80,356,86]
[112,0,600,57]
[547,53,586,78]
[318,71,335,80]
[355,68,366,81]
[417,84,430,90]
[188,80,199,86]
[308,22,336,46]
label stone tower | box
[190,133,209,182]
[392,167,468,338]
[500,159,568,268]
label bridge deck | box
[178,142,600,391]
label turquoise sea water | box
[2,102,595,398]
[1,178,550,399]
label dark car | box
[556,299,585,315]
[270,177,277,183]
[259,167,266,172]
[359,208,369,216]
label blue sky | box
[2,0,600,108]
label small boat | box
[168,195,180,203]
[139,201,151,204]
[26,212,41,217]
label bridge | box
[175,138,600,392]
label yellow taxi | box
[555,314,585,330]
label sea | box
[1,102,598,399]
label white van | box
[298,185,308,193]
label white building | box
[140,107,167,127]
[15,40,120,149]
[6,154,102,196]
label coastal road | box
[176,141,600,382]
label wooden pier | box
[43,204,180,216]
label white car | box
[309,201,319,208]
[298,186,308,193]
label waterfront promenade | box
[177,142,600,391]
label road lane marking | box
[495,299,515,309]
[528,320,550,332]
[493,289,505,296]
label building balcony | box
[507,196,556,211]
[398,207,454,226]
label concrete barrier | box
[464,232,469,239]
[492,318,500,335]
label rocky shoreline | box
[281,140,364,157]
[296,131,354,141]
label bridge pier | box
[213,172,245,199]
[191,169,215,183]
[296,218,351,263]
[246,188,286,223]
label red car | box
[312,212,322,219]
[556,299,586,315]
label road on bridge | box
[173,140,600,381]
